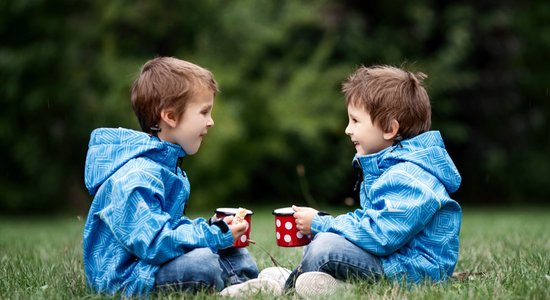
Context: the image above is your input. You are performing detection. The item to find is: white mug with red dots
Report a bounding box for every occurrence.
[272,207,311,247]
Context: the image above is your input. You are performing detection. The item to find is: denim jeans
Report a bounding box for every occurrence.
[284,232,384,289]
[154,247,259,293]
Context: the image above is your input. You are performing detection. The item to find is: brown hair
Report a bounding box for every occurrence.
[131,57,218,133]
[342,65,431,139]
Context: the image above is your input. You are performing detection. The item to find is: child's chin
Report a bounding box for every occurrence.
[184,147,200,155]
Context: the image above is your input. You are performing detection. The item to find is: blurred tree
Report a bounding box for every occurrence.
[0,0,548,215]
[0,0,102,213]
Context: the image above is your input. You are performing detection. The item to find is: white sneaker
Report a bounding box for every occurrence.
[219,277,283,297]
[294,271,348,298]
[258,266,291,289]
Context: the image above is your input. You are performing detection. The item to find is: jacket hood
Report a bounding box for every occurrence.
[353,131,461,193]
[84,128,186,196]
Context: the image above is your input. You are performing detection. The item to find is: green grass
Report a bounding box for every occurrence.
[1,207,549,299]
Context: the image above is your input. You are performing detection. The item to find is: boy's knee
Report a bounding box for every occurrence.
[188,249,222,275]
[188,261,224,291]
[176,248,224,288]
[305,232,347,260]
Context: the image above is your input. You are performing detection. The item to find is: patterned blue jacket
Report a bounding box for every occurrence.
[311,131,462,283]
[83,128,234,296]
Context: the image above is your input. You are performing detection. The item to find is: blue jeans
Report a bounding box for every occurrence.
[154,247,259,293]
[284,232,384,289]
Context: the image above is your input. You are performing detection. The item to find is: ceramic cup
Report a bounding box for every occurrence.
[272,207,311,247]
[215,207,253,247]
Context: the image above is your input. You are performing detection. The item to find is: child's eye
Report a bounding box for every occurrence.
[201,105,213,115]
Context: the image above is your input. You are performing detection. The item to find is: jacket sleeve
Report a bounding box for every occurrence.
[97,169,234,265]
[311,169,441,256]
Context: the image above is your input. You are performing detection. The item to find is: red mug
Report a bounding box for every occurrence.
[215,208,253,247]
[272,207,311,247]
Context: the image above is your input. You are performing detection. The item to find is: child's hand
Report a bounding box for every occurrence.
[292,205,318,235]
[225,216,249,242]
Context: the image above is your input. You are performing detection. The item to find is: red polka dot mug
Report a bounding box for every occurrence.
[272,207,312,247]
[215,207,253,247]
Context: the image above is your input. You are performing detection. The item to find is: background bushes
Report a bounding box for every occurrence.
[1,0,548,214]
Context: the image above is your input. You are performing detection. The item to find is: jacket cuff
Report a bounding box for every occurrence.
[206,223,234,251]
[310,214,334,235]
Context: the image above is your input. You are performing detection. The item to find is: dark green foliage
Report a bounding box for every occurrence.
[0,0,548,214]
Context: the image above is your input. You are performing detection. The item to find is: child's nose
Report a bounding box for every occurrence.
[345,124,352,136]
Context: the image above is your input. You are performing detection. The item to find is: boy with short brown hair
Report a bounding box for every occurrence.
[83,57,259,296]
[287,65,462,297]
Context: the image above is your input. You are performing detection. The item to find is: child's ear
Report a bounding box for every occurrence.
[160,109,178,128]
[383,119,400,140]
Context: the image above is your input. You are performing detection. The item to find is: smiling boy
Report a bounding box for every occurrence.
[83,57,259,296]
[287,65,462,297]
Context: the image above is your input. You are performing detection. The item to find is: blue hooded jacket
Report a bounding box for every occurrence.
[311,131,462,283]
[83,128,234,296]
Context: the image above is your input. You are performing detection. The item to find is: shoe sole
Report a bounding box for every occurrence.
[258,266,291,288]
[295,271,347,297]
[220,278,283,297]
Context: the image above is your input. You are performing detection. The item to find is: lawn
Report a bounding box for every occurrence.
[1,206,548,299]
